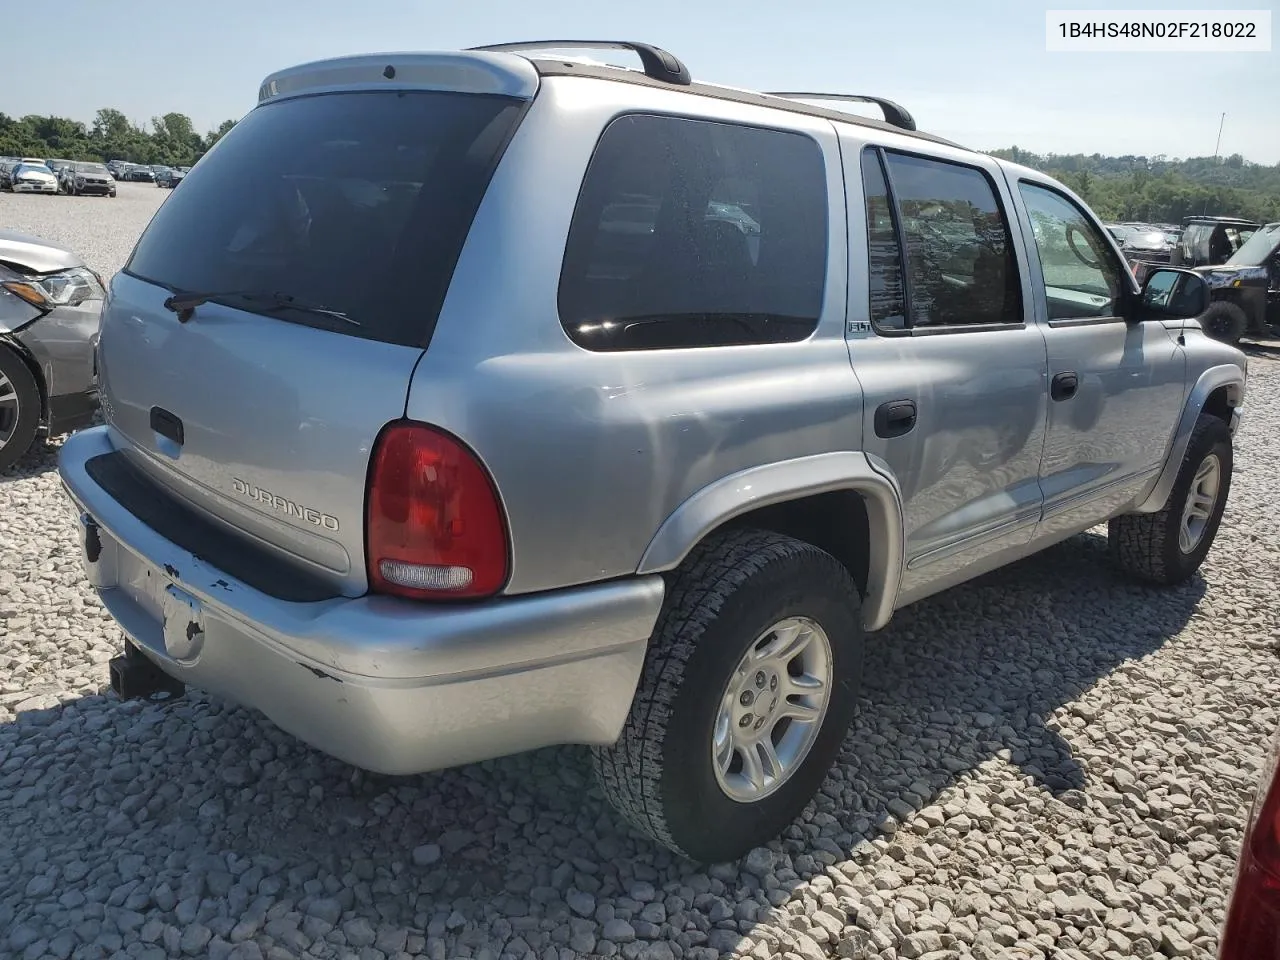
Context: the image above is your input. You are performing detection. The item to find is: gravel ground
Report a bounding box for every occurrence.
[2,184,1279,960]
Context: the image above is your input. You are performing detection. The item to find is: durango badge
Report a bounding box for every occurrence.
[232,478,339,531]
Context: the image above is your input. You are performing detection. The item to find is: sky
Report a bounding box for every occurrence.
[4,0,1278,163]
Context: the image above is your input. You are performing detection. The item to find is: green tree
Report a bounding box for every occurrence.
[204,118,238,151]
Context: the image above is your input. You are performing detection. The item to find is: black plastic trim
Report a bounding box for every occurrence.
[47,389,99,435]
[764,92,915,131]
[84,452,340,604]
[470,40,691,86]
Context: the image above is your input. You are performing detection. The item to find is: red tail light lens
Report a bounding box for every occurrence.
[1220,729,1280,958]
[365,422,509,600]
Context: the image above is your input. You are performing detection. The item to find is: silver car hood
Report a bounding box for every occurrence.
[0,229,84,274]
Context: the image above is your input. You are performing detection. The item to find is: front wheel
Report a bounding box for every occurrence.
[1109,413,1233,585]
[593,529,864,862]
[0,347,42,473]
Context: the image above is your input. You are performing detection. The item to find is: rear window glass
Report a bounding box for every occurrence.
[559,114,828,351]
[125,91,524,348]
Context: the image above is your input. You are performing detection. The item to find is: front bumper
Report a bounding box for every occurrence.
[58,426,664,775]
[12,182,58,193]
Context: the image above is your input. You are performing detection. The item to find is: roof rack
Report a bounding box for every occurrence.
[763,92,916,132]
[468,40,691,86]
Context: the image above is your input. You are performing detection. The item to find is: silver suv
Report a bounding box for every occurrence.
[59,41,1247,863]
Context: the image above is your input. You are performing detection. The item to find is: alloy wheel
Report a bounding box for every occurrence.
[712,617,833,802]
[1179,453,1221,553]
[0,368,20,452]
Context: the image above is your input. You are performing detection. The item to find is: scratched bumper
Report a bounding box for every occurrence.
[57,426,664,775]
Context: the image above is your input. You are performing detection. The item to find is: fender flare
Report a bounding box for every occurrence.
[635,451,906,631]
[1133,363,1245,514]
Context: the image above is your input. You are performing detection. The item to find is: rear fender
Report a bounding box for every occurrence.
[636,452,906,631]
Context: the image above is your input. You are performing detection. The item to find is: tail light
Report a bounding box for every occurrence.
[365,421,509,601]
[1220,726,1280,958]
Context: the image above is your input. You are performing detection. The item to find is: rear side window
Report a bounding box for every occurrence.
[865,150,1022,330]
[559,114,828,351]
[125,91,525,348]
[861,149,908,330]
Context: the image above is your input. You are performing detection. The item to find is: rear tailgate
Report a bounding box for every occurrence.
[95,57,534,597]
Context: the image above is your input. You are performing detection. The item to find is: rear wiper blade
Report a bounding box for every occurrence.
[162,290,360,326]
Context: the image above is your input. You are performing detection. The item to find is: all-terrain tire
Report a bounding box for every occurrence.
[593,528,864,863]
[1109,413,1233,585]
[1197,301,1248,345]
[0,346,42,474]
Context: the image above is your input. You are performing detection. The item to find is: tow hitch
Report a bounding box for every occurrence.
[108,642,185,702]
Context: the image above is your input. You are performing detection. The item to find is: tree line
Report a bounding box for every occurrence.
[0,109,238,168]
[991,146,1280,224]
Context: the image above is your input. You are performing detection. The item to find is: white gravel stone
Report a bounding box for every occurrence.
[1,186,1278,960]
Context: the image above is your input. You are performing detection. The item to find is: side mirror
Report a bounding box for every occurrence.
[1138,268,1209,320]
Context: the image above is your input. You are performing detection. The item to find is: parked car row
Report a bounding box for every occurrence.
[0,157,190,196]
[106,159,189,186]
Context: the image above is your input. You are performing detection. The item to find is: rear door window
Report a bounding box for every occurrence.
[559,114,828,351]
[125,91,525,348]
[880,151,1022,329]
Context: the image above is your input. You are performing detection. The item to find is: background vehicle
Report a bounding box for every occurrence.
[155,166,187,188]
[1218,725,1280,957]
[0,231,103,471]
[0,160,16,191]
[7,163,59,194]
[124,166,155,182]
[1192,222,1280,344]
[1171,216,1260,268]
[60,161,117,197]
[46,160,73,190]
[57,41,1247,863]
[1120,225,1178,267]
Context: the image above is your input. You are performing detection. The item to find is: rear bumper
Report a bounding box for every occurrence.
[58,426,664,775]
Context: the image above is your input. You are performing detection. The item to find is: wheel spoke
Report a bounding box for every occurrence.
[1178,525,1194,553]
[755,621,812,664]
[713,719,736,774]
[756,737,782,782]
[739,739,767,791]
[776,697,822,723]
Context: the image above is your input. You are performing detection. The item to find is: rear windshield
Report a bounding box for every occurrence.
[125,90,524,347]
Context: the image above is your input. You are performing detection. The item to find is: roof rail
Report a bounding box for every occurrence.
[468,41,691,86]
[763,92,916,132]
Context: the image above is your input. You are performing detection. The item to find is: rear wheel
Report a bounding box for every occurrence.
[1109,413,1232,585]
[593,528,864,862]
[0,347,41,473]
[1198,301,1248,345]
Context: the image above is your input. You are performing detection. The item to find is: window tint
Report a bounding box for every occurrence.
[861,148,907,330]
[559,114,828,351]
[125,91,525,348]
[883,152,1022,328]
[1018,182,1123,321]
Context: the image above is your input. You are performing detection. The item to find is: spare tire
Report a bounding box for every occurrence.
[1197,300,1248,345]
